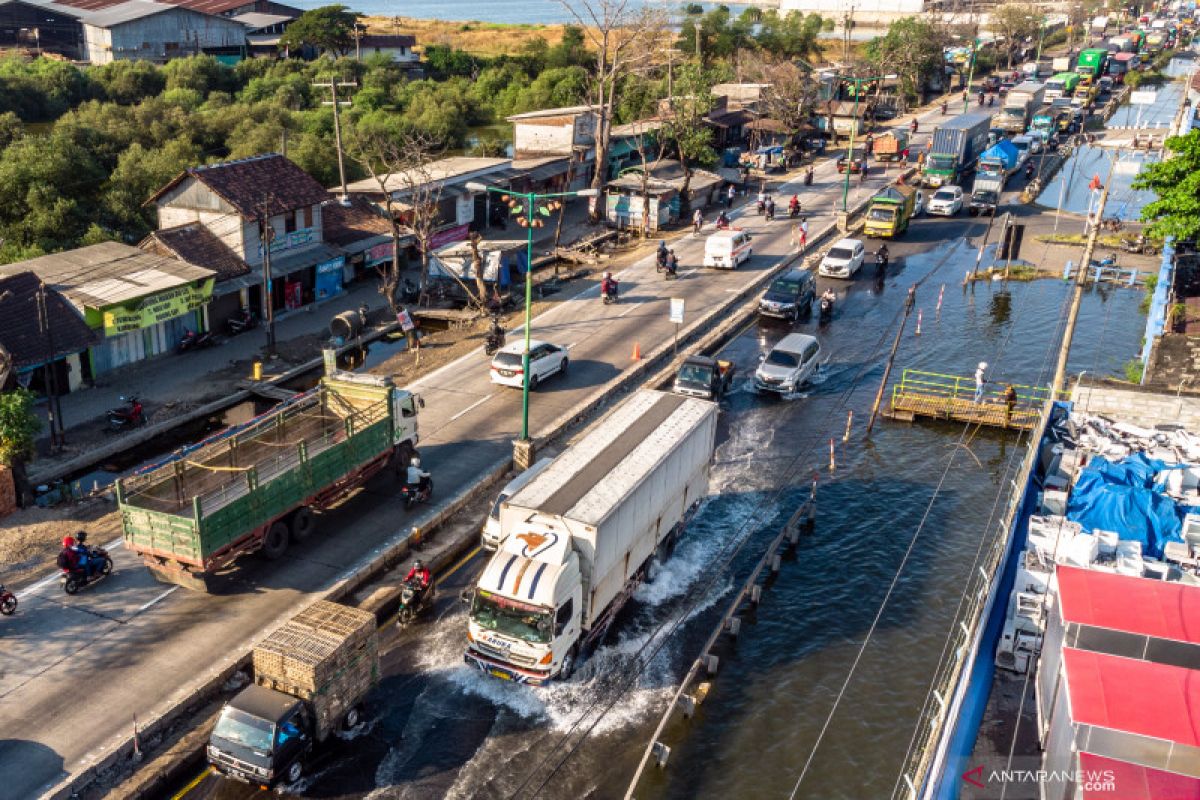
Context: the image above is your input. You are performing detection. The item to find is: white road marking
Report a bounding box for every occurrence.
[135,586,177,613]
[617,304,638,318]
[448,393,494,422]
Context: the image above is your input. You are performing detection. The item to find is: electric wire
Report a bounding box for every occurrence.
[507,214,991,799]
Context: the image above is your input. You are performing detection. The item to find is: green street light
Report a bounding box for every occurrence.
[464,182,599,443]
[834,73,897,212]
[962,36,982,114]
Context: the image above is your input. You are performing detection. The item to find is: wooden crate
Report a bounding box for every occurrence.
[253,601,375,692]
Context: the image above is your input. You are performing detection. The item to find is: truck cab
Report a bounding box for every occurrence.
[674,355,735,399]
[209,684,312,787]
[466,527,583,685]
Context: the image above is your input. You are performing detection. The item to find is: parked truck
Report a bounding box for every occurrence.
[998,82,1046,133]
[208,601,379,787]
[464,389,717,685]
[863,184,917,238]
[1075,48,1109,84]
[871,129,910,162]
[922,112,991,189]
[969,140,1019,216]
[118,371,422,590]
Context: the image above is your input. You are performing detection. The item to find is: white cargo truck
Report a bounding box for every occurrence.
[463,390,717,685]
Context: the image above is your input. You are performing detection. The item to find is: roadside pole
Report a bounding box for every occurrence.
[670,298,685,356]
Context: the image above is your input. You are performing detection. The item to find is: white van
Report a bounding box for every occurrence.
[703,230,753,269]
[480,458,554,549]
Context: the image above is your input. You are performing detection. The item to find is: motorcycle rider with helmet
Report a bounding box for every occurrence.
[601,272,619,300]
[403,559,433,612]
[406,457,431,495]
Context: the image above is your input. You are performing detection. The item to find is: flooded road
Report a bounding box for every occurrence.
[178,214,1145,800]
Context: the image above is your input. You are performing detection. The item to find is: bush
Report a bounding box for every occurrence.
[0,388,41,465]
[1122,358,1145,384]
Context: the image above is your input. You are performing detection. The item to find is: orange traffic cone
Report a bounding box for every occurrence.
[631,342,642,361]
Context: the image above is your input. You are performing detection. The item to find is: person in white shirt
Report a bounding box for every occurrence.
[974,362,988,403]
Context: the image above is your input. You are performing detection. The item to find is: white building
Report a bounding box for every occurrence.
[778,0,926,26]
[75,1,248,63]
[357,33,418,64]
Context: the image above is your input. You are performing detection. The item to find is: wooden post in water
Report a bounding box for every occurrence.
[866,285,916,435]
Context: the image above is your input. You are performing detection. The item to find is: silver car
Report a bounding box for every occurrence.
[754,333,822,394]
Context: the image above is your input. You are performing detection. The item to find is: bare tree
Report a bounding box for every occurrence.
[741,52,822,138]
[344,128,445,315]
[623,118,667,237]
[557,0,667,218]
[990,3,1041,68]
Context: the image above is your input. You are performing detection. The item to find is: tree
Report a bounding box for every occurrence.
[990,3,1041,68]
[558,0,666,218]
[741,52,821,137]
[865,17,948,109]
[279,5,360,57]
[344,124,446,315]
[660,62,716,210]
[0,388,42,503]
[1133,129,1200,242]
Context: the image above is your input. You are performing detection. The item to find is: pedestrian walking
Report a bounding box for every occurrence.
[726,184,736,207]
[799,218,809,251]
[692,207,703,234]
[1003,384,1017,427]
[974,361,988,404]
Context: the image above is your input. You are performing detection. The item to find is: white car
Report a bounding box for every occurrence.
[703,230,753,269]
[754,333,822,395]
[818,238,866,278]
[927,186,964,216]
[489,339,569,389]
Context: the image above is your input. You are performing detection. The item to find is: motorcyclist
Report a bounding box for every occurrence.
[406,457,431,495]
[876,244,890,267]
[716,210,730,229]
[486,317,504,350]
[821,288,836,306]
[601,272,619,299]
[788,195,800,216]
[1025,161,1035,179]
[405,559,432,589]
[765,197,775,220]
[910,119,918,134]
[804,165,814,186]
[656,240,669,270]
[978,90,985,106]
[59,535,93,578]
[665,250,679,277]
[941,101,948,115]
[987,94,995,107]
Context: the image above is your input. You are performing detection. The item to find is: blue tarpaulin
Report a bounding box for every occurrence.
[1065,454,1185,559]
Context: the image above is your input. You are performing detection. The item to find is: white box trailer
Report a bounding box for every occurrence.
[464,390,717,685]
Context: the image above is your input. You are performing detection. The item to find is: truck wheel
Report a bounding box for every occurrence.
[343,706,361,731]
[262,522,290,560]
[285,760,302,784]
[559,646,578,681]
[290,507,315,543]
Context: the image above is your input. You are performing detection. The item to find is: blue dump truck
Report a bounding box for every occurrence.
[969,140,1020,216]
[922,112,992,189]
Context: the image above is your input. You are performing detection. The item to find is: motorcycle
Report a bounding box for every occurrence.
[804,168,814,187]
[656,248,668,273]
[756,198,766,216]
[484,329,505,357]
[601,281,619,305]
[397,577,435,626]
[1101,217,1124,232]
[819,295,834,323]
[789,203,801,219]
[0,583,16,615]
[715,214,732,231]
[177,329,215,353]
[1025,163,1035,180]
[401,478,434,511]
[226,308,258,335]
[664,262,678,281]
[876,250,890,273]
[61,546,113,595]
[107,396,145,432]
[1122,234,1157,255]
[765,203,775,221]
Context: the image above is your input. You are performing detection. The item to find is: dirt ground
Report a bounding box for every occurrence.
[0,240,654,591]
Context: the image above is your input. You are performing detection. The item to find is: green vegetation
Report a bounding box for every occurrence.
[0,388,41,466]
[1141,274,1158,313]
[1123,358,1145,384]
[1134,129,1200,242]
[676,6,826,64]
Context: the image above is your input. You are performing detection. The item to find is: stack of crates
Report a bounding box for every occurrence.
[253,600,379,740]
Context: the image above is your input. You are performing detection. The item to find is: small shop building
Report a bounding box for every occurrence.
[0,271,96,394]
[0,242,215,378]
[604,160,723,231]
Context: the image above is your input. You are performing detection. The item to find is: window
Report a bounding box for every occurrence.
[803,342,820,364]
[555,599,574,635]
[284,211,297,234]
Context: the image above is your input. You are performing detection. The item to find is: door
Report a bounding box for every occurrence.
[530,345,551,379]
[799,341,821,383]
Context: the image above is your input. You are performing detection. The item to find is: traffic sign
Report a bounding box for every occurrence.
[669,298,685,324]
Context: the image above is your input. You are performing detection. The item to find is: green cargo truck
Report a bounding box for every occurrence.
[1075,48,1109,85]
[118,371,422,590]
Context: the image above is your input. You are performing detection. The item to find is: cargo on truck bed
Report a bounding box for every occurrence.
[119,372,420,590]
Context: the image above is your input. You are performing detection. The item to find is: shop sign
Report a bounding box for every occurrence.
[266,227,316,254]
[367,242,394,264]
[102,279,214,336]
[316,256,345,274]
[425,223,470,251]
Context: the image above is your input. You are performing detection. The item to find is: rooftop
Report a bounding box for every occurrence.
[0,272,95,368]
[1057,564,1200,645]
[149,154,330,220]
[342,157,510,196]
[507,105,597,122]
[321,196,400,248]
[359,33,415,48]
[0,242,215,310]
[141,223,250,282]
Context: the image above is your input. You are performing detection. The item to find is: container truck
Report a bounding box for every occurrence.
[1051,57,1071,73]
[118,371,422,590]
[208,601,379,787]
[871,129,910,162]
[1075,48,1109,84]
[998,82,1045,133]
[922,112,991,188]
[1109,35,1134,52]
[969,140,1019,216]
[463,389,717,685]
[1044,72,1081,99]
[1030,112,1055,138]
[863,184,917,238]
[1145,30,1166,53]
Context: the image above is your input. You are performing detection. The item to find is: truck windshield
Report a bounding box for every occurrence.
[927,155,955,171]
[867,207,896,222]
[677,363,711,384]
[213,707,274,755]
[1003,107,1025,119]
[471,592,551,643]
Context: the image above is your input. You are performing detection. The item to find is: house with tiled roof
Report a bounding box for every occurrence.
[0,271,96,393]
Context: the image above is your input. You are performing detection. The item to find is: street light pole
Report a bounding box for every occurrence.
[835,73,896,212]
[963,37,981,114]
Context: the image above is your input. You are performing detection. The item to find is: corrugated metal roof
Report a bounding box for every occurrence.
[231,11,291,27]
[342,157,510,196]
[1057,565,1200,645]
[1063,648,1200,746]
[0,242,214,309]
[74,0,174,26]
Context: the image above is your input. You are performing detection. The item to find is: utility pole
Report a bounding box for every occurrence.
[842,6,854,63]
[36,281,63,450]
[1051,152,1118,394]
[259,199,277,355]
[314,78,356,200]
[694,21,702,60]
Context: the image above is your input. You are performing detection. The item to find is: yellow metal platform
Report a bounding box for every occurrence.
[884,369,1058,431]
